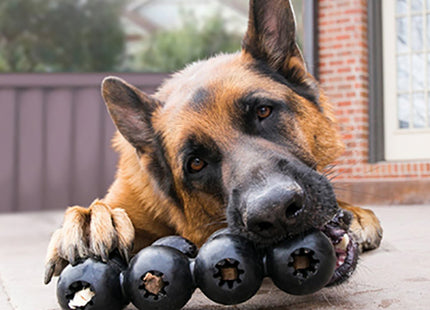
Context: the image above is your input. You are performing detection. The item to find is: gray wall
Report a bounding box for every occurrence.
[0,73,167,213]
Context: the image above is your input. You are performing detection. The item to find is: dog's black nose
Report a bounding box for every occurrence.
[245,182,304,238]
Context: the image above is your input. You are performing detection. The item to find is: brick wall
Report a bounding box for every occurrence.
[318,0,430,204]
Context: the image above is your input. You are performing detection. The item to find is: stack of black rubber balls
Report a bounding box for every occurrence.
[56,229,337,310]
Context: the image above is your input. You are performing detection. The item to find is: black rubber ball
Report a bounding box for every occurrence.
[122,246,194,310]
[56,258,128,310]
[194,232,264,305]
[266,230,336,295]
[152,235,198,258]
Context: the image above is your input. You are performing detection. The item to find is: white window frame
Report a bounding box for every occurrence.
[382,0,430,161]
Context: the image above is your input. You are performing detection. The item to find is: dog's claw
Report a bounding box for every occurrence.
[44,262,55,285]
[120,248,129,263]
[44,200,135,284]
[44,257,68,285]
[68,250,78,266]
[100,249,110,263]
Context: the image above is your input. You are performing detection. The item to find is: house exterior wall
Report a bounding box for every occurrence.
[4,1,430,213]
[318,0,430,205]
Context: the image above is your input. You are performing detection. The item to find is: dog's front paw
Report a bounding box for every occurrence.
[44,199,134,284]
[339,201,383,252]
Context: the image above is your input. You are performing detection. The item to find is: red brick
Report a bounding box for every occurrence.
[319,0,430,182]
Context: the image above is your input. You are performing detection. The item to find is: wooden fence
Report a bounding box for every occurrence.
[0,73,168,213]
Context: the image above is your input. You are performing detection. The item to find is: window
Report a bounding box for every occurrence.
[382,0,430,160]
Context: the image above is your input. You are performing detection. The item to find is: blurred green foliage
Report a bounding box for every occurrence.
[139,11,242,72]
[0,0,126,72]
[0,1,306,73]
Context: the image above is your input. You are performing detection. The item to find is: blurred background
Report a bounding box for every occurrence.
[0,0,429,213]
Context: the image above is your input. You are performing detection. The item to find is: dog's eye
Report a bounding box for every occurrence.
[256,106,272,120]
[187,157,207,173]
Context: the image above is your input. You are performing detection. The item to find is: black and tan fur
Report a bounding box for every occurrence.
[45,0,382,285]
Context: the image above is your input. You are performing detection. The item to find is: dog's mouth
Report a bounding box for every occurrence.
[231,209,359,286]
[321,215,358,286]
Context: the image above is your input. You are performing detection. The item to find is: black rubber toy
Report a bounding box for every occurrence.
[193,232,264,305]
[56,257,128,310]
[121,245,194,310]
[56,230,338,309]
[152,235,198,258]
[266,229,337,295]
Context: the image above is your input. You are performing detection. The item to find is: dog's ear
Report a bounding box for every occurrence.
[242,0,313,89]
[102,76,161,151]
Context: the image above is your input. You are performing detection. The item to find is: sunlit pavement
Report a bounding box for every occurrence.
[0,206,429,310]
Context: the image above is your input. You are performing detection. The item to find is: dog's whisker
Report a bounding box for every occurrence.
[332,185,386,200]
[327,169,347,181]
[322,167,338,178]
[327,284,349,304]
[320,291,335,307]
[198,218,228,229]
[295,164,319,182]
[322,163,337,172]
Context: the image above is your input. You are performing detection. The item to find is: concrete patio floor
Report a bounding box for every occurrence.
[0,205,429,310]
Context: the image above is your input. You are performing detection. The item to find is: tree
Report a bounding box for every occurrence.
[0,0,126,72]
[138,11,242,72]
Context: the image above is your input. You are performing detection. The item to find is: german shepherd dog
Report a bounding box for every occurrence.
[45,0,382,287]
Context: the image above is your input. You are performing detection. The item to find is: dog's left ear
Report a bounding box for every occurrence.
[101,76,161,152]
[242,0,313,89]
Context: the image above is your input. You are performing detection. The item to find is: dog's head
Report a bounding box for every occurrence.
[102,0,344,246]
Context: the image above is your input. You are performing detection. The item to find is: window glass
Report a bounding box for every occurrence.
[395,0,429,129]
[412,0,424,12]
[398,93,410,128]
[398,0,408,14]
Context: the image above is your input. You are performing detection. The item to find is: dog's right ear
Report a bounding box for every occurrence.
[102,77,161,152]
[242,0,315,94]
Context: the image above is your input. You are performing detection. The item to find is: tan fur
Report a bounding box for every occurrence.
[338,200,383,252]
